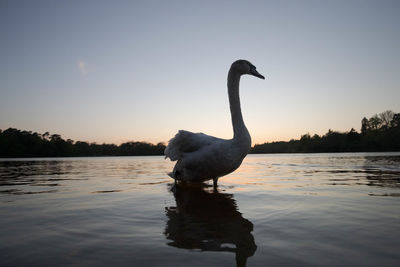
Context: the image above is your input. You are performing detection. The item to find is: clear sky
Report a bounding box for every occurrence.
[1,0,400,145]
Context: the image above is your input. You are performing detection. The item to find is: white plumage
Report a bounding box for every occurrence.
[165,60,265,186]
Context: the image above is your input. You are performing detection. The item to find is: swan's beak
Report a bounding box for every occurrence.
[250,68,265,79]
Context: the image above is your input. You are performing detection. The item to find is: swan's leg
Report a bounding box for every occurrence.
[213,177,219,189]
[171,182,177,193]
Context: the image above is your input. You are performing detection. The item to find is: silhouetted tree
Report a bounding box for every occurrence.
[251,110,399,154]
[42,132,50,140]
[391,113,400,128]
[361,117,369,135]
[369,115,382,131]
[379,110,395,129]
[0,128,167,157]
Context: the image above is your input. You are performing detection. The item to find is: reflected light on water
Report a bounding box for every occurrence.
[220,153,400,197]
[0,153,400,266]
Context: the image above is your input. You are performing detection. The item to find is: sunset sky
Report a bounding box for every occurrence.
[1,0,399,145]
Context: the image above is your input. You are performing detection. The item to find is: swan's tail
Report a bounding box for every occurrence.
[164,130,188,161]
[165,130,214,161]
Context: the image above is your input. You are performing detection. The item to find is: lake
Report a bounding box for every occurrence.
[1,152,400,266]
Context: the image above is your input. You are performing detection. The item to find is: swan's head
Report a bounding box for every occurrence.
[231,60,265,79]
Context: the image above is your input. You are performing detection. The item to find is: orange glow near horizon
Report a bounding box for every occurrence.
[79,133,298,146]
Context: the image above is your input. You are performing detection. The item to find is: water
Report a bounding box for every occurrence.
[1,153,399,266]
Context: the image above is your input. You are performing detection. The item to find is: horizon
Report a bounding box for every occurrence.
[1,108,395,146]
[1,1,400,145]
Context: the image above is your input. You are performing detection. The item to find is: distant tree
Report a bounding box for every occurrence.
[379,110,395,129]
[390,113,400,128]
[369,115,382,131]
[74,141,92,156]
[312,134,320,139]
[50,134,62,141]
[361,117,369,135]
[42,132,50,140]
[346,128,361,150]
[347,128,358,139]
[300,133,311,141]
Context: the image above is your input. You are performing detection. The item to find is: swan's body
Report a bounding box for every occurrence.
[165,60,264,186]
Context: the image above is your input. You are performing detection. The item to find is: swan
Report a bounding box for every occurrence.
[164,59,265,187]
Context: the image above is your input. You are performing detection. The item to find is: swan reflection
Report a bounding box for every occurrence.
[164,183,257,267]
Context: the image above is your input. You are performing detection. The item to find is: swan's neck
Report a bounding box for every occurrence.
[227,69,251,144]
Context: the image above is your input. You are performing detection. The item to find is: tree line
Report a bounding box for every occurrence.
[252,110,400,153]
[1,110,399,157]
[0,129,166,157]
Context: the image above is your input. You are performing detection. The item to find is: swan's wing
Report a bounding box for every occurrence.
[165,130,221,161]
